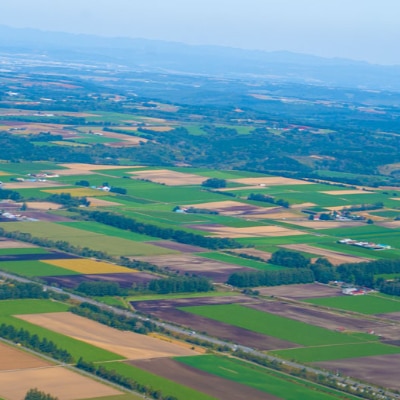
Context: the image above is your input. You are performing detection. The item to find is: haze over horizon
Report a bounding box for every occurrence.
[1,0,399,66]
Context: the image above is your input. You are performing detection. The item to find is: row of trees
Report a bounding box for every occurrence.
[46,193,90,207]
[0,323,73,362]
[80,210,244,249]
[24,388,58,400]
[227,268,314,287]
[248,193,290,208]
[75,281,124,296]
[137,276,214,294]
[70,303,157,335]
[0,281,49,300]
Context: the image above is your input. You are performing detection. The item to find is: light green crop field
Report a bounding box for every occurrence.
[0,161,65,174]
[0,222,177,256]
[58,221,160,242]
[304,293,400,314]
[197,252,283,271]
[272,341,400,363]
[0,248,49,256]
[0,260,77,277]
[175,355,360,400]
[181,304,376,346]
[98,362,217,400]
[0,300,122,362]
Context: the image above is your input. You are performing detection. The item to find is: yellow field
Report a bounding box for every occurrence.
[43,187,111,197]
[41,258,136,274]
[0,171,10,176]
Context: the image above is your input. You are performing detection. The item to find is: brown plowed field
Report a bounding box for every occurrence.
[130,169,206,186]
[0,239,37,248]
[316,354,400,390]
[133,254,249,282]
[132,297,298,350]
[0,367,122,400]
[41,272,157,288]
[0,342,51,370]
[130,358,281,400]
[17,312,198,359]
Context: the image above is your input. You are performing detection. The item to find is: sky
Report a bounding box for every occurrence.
[1,0,400,65]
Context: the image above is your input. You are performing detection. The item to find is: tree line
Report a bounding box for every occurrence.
[0,280,49,300]
[248,193,290,208]
[80,210,244,250]
[24,388,58,400]
[0,323,73,362]
[136,276,214,294]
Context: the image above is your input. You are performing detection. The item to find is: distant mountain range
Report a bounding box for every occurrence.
[1,24,400,91]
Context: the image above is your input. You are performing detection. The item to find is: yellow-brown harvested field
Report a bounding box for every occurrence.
[0,171,10,176]
[99,131,148,145]
[41,259,136,274]
[193,224,306,238]
[130,169,207,186]
[245,210,302,220]
[285,220,365,229]
[43,187,110,197]
[290,202,316,209]
[0,342,51,370]
[0,239,37,249]
[54,163,139,176]
[378,220,400,229]
[4,181,67,190]
[228,177,314,186]
[18,312,199,359]
[183,200,270,216]
[321,190,372,195]
[26,201,63,210]
[143,126,174,132]
[0,367,122,400]
[87,197,122,207]
[281,244,372,265]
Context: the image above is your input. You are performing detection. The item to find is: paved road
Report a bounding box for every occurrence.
[1,270,398,400]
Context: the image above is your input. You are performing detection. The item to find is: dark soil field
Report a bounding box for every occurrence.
[316,354,400,390]
[22,211,73,222]
[0,251,79,262]
[255,283,341,299]
[42,272,157,288]
[129,358,280,400]
[131,297,298,350]
[134,254,249,283]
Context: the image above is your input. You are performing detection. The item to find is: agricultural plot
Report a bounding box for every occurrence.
[18,312,198,359]
[0,260,77,277]
[41,258,136,274]
[304,294,400,315]
[255,283,341,299]
[180,304,378,346]
[0,222,177,256]
[43,187,110,197]
[316,354,400,391]
[0,367,122,400]
[42,272,156,289]
[175,355,360,400]
[132,297,297,350]
[99,361,217,400]
[228,177,314,186]
[129,169,207,186]
[130,358,273,400]
[133,254,250,282]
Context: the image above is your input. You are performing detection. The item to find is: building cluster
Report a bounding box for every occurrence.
[338,238,391,250]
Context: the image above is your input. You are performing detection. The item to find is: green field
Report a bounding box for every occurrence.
[0,222,177,256]
[0,260,77,277]
[180,304,375,346]
[272,341,400,362]
[176,355,361,400]
[304,293,400,314]
[58,221,160,242]
[98,361,216,400]
[0,247,49,255]
[0,300,123,363]
[197,252,283,271]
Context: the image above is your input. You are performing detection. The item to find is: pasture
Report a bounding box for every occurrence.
[304,293,400,315]
[175,355,360,400]
[0,222,177,256]
[181,304,376,346]
[0,260,77,277]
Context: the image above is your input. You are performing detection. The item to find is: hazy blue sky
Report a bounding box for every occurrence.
[1,0,399,65]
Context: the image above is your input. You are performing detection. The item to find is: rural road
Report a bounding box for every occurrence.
[0,270,398,400]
